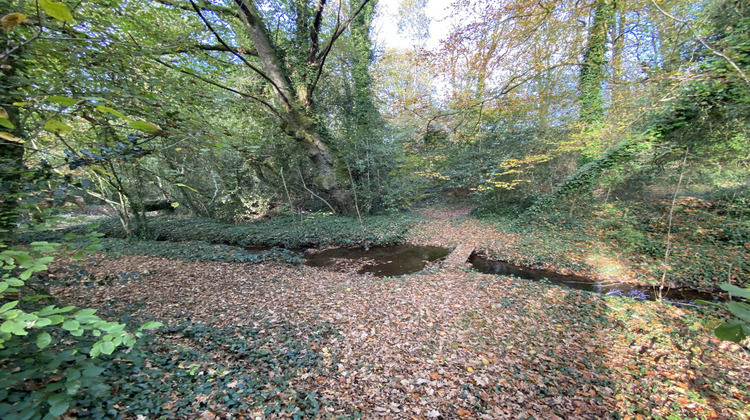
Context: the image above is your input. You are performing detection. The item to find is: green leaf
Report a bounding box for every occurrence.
[128,119,161,133]
[2,319,28,335]
[39,0,74,23]
[82,364,105,378]
[61,320,80,331]
[0,118,14,129]
[35,317,52,327]
[100,341,115,355]
[36,332,52,349]
[0,320,14,333]
[89,342,101,358]
[726,302,750,323]
[73,308,97,317]
[96,105,126,119]
[6,277,23,286]
[37,256,55,265]
[720,283,750,300]
[714,320,748,343]
[47,95,77,106]
[47,393,70,417]
[43,119,73,133]
[0,300,18,313]
[64,368,81,381]
[0,281,8,293]
[138,321,163,331]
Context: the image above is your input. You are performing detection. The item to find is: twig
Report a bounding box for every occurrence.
[280,167,300,223]
[650,0,750,88]
[659,148,689,299]
[297,168,336,214]
[347,164,363,228]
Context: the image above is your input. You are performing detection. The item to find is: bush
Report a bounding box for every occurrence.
[57,212,421,249]
[0,241,162,419]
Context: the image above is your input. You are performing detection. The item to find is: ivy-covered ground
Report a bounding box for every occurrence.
[41,204,749,419]
[410,199,748,292]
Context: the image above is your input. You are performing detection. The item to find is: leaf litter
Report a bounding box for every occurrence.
[46,208,749,418]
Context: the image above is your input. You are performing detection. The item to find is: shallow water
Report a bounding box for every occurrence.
[469,254,718,302]
[304,245,451,277]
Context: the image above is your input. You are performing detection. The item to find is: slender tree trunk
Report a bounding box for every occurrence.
[0,12,26,236]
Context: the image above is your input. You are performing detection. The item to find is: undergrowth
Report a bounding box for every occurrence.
[33,212,420,249]
[3,265,340,420]
[476,196,749,291]
[1,317,338,418]
[72,239,303,265]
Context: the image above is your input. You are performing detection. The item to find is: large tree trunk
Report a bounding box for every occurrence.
[235,0,355,214]
[280,108,353,211]
[579,0,615,126]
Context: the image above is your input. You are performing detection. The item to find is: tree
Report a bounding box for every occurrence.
[192,0,377,214]
[578,0,615,128]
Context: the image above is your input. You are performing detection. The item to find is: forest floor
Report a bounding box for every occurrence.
[47,205,750,419]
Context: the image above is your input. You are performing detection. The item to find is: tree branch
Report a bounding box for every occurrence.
[234,0,294,109]
[194,0,292,109]
[156,0,237,16]
[649,0,750,88]
[174,43,258,56]
[307,0,371,101]
[152,57,281,118]
[307,0,327,64]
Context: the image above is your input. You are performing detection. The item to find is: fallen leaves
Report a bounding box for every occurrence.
[43,209,750,419]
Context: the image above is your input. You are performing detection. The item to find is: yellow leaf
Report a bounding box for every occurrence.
[90,167,115,178]
[0,131,24,143]
[128,119,161,133]
[0,108,7,119]
[466,366,473,372]
[38,0,73,23]
[1,13,27,32]
[96,105,125,119]
[44,119,72,133]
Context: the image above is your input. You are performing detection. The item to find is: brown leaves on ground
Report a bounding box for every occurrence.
[49,254,750,419]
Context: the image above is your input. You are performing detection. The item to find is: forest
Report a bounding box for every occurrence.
[0,0,748,418]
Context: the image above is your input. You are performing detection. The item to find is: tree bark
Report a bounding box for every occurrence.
[234,0,355,214]
[579,0,615,126]
[0,7,26,236]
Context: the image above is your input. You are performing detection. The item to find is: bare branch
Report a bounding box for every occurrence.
[650,0,750,88]
[234,0,294,108]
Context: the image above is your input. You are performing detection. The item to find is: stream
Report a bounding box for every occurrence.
[304,245,450,277]
[300,244,718,302]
